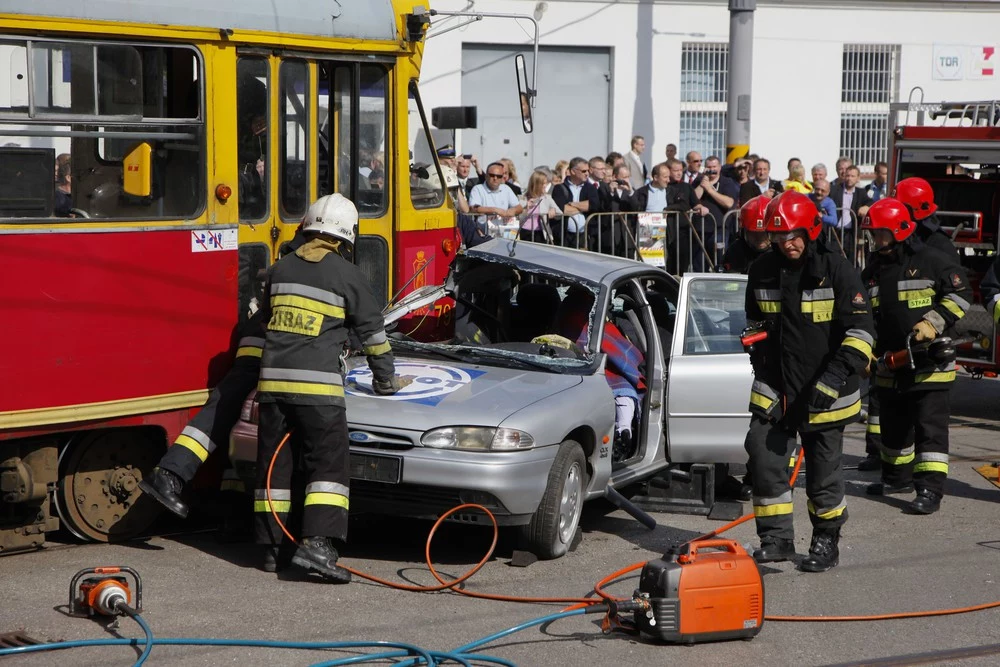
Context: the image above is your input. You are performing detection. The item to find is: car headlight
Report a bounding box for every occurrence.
[420,427,535,451]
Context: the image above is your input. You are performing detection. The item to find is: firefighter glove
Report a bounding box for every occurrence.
[373,375,413,396]
[809,367,848,412]
[912,319,937,343]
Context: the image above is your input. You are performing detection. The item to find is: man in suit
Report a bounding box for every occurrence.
[456,156,479,199]
[829,164,871,230]
[625,135,648,191]
[667,159,711,273]
[587,156,616,253]
[739,158,784,206]
[683,151,704,186]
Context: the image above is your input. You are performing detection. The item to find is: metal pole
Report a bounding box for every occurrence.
[725,0,756,164]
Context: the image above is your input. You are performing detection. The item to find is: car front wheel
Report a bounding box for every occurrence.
[519,440,587,559]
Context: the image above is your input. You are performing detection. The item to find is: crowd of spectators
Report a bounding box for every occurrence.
[443,136,888,274]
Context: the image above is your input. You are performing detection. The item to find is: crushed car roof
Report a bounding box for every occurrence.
[465,238,660,285]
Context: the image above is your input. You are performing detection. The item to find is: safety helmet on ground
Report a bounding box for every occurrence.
[861,197,914,243]
[739,195,771,233]
[301,194,358,245]
[763,191,823,241]
[891,177,937,220]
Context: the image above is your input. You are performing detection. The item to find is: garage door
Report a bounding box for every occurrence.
[461,44,611,181]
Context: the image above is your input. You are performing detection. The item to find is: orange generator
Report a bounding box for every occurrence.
[633,539,764,643]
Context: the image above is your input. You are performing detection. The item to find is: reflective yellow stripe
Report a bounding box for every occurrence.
[898,288,936,301]
[753,503,793,517]
[913,370,956,384]
[842,336,873,358]
[800,300,835,313]
[254,499,292,513]
[993,299,1000,324]
[750,391,774,410]
[875,375,895,388]
[258,381,346,397]
[757,301,780,313]
[871,296,881,307]
[913,461,949,474]
[363,341,392,356]
[808,399,861,425]
[808,500,847,520]
[867,422,881,435]
[271,294,346,319]
[236,346,263,358]
[816,382,839,399]
[304,492,350,509]
[174,433,210,462]
[881,451,915,465]
[220,479,246,492]
[941,299,965,318]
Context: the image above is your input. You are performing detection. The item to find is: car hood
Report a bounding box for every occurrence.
[343,357,584,432]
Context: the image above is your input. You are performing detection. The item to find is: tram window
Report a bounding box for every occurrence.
[329,65,353,198]
[0,39,205,222]
[237,58,269,223]
[357,65,388,217]
[279,59,308,220]
[407,82,444,210]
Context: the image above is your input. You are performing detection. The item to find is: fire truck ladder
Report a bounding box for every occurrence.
[891,87,1000,128]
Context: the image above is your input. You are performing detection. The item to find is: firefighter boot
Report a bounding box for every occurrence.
[752,537,796,563]
[856,455,881,472]
[798,530,840,573]
[291,536,352,583]
[866,481,914,496]
[262,542,295,573]
[138,467,189,518]
[907,489,942,515]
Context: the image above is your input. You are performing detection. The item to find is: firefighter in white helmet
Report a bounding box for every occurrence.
[254,193,409,582]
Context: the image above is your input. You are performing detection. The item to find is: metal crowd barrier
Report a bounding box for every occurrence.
[485,204,870,273]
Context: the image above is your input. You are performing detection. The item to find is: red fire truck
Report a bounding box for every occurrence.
[888,91,1000,376]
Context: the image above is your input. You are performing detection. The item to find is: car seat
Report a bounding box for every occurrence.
[511,283,561,342]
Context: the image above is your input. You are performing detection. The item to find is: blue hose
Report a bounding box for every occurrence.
[0,607,586,666]
[130,611,154,666]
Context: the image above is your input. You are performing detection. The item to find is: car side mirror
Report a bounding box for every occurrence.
[514,54,533,134]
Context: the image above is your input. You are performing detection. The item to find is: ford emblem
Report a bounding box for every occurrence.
[349,431,370,442]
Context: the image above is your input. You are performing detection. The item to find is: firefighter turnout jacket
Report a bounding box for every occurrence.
[916,213,959,260]
[981,255,1000,325]
[258,238,396,405]
[746,242,875,431]
[862,237,971,392]
[722,237,768,274]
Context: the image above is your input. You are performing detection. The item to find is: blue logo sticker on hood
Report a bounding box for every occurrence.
[346,362,485,406]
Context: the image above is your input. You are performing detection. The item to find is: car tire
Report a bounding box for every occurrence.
[519,440,587,560]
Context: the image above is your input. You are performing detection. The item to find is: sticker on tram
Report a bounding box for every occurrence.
[345,362,485,406]
[191,228,237,252]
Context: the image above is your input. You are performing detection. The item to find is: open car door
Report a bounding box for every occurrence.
[665,274,752,464]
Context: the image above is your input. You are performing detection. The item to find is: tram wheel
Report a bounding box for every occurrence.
[56,429,165,542]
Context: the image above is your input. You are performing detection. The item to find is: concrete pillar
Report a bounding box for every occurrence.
[726,0,756,164]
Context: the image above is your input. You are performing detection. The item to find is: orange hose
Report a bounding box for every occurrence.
[266,432,596,603]
[271,432,1000,622]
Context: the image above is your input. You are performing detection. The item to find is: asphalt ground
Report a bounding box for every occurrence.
[3,375,1000,666]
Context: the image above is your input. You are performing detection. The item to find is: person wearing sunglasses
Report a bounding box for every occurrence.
[468,161,524,239]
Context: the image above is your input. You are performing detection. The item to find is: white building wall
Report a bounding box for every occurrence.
[421,0,1000,175]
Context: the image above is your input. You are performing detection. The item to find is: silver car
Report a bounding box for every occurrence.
[230,239,753,559]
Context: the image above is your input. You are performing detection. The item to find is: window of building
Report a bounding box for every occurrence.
[679,43,728,160]
[839,44,901,171]
[0,39,205,221]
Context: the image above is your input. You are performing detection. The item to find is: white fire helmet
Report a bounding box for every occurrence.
[301,194,358,245]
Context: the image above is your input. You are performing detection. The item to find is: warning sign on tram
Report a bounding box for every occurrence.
[191,228,238,253]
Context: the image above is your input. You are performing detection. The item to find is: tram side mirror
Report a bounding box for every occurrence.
[122,142,153,199]
[514,54,533,134]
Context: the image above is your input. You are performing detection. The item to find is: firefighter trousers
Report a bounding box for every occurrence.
[877,388,950,495]
[254,401,351,546]
[159,361,260,486]
[865,386,881,459]
[746,416,847,541]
